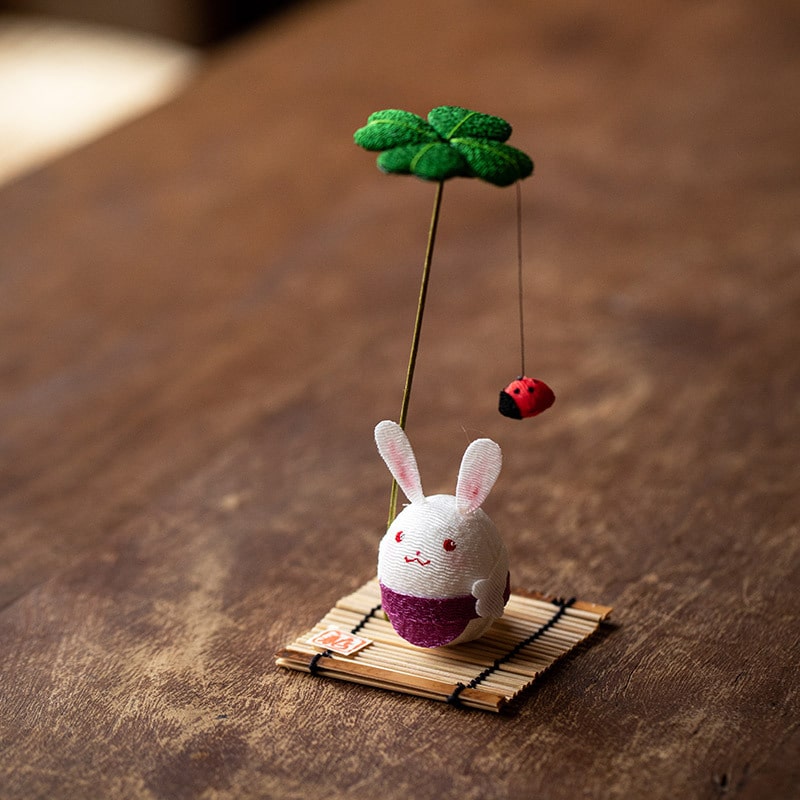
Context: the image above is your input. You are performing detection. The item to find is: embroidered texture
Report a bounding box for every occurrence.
[374,420,509,647]
[354,106,534,187]
[499,376,556,419]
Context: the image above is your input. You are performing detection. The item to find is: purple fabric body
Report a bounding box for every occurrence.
[380,585,477,647]
[380,575,511,648]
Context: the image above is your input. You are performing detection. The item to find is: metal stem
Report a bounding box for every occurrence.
[387,180,445,527]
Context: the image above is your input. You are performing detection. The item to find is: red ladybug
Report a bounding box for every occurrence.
[499,376,555,419]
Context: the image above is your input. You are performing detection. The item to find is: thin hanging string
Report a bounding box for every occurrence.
[387,180,445,528]
[515,181,526,377]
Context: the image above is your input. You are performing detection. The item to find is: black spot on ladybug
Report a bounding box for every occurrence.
[499,375,555,420]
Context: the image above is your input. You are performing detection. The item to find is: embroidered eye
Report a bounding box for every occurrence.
[395,530,404,543]
[443,538,457,552]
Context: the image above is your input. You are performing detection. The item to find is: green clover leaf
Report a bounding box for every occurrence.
[354,105,533,187]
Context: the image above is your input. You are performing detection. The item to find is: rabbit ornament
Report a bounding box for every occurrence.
[375,420,510,648]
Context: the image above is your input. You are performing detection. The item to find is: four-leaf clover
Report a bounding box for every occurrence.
[355,105,538,522]
[354,106,533,187]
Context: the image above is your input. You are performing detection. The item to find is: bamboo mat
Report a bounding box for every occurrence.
[276,579,612,712]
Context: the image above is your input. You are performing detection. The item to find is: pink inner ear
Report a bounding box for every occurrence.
[386,439,421,500]
[457,480,482,512]
[388,442,411,487]
[398,466,412,485]
[456,438,501,512]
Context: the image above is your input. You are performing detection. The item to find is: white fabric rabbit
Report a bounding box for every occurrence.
[375,420,510,647]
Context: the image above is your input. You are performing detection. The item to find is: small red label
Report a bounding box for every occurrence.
[308,628,372,656]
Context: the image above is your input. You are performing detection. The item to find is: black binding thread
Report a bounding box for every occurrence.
[308,602,383,677]
[446,596,577,707]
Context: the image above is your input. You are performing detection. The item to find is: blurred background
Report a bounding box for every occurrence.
[0,0,297,184]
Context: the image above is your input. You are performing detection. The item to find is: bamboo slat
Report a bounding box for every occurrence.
[276,578,612,712]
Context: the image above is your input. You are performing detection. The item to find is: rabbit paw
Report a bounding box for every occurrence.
[473,578,505,619]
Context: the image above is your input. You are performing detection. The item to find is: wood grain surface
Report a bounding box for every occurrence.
[1,0,798,797]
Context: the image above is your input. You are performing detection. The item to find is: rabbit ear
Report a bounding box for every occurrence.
[456,438,502,513]
[374,421,425,504]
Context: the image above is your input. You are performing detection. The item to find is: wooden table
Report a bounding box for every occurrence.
[2,1,798,797]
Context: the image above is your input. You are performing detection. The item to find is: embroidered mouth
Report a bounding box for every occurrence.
[404,555,430,566]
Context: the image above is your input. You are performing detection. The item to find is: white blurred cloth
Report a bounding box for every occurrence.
[0,14,198,184]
